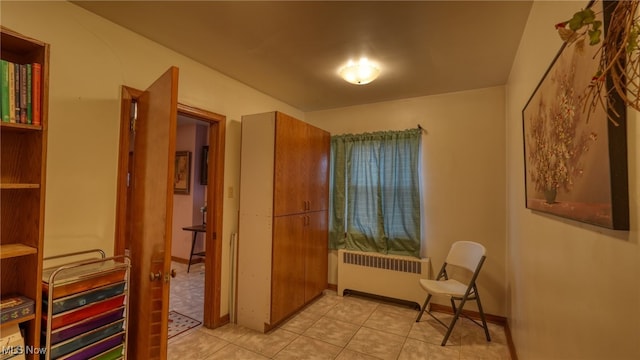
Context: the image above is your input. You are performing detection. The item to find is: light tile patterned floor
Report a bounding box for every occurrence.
[168,263,511,359]
[169,261,205,322]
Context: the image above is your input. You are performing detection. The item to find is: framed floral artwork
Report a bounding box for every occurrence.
[522,0,629,230]
[174,151,191,195]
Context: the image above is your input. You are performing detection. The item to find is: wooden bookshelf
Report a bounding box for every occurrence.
[0,26,49,359]
[0,244,38,259]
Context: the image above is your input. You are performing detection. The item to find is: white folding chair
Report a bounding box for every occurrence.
[415,241,491,346]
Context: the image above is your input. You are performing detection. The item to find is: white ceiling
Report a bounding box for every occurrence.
[72,1,533,112]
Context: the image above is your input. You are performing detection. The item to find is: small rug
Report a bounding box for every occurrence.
[168,311,201,339]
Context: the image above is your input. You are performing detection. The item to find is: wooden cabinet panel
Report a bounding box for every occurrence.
[305,211,328,302]
[271,215,306,324]
[274,113,330,215]
[274,112,308,216]
[308,127,330,212]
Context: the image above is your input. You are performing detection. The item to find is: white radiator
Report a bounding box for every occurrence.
[337,249,430,307]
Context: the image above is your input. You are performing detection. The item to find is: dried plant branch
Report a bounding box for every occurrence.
[558,0,640,124]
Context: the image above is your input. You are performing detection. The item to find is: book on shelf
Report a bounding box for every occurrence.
[7,62,15,123]
[0,60,8,122]
[13,64,20,123]
[19,64,26,124]
[0,295,34,324]
[25,64,31,125]
[31,63,41,126]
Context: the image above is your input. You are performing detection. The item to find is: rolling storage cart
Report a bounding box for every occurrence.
[41,250,130,360]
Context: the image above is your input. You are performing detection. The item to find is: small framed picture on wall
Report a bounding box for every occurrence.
[174,151,191,195]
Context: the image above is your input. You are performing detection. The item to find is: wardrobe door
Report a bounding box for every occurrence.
[271,214,306,324]
[307,125,330,212]
[304,210,328,303]
[273,112,309,216]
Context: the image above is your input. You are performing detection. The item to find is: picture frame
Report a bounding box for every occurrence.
[174,151,191,195]
[200,146,209,185]
[522,0,629,230]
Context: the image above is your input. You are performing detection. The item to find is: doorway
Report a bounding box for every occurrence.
[169,113,209,328]
[113,86,227,344]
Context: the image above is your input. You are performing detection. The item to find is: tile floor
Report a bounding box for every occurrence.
[168,263,511,359]
[169,261,205,323]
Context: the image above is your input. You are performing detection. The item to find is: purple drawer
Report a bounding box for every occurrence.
[47,307,124,345]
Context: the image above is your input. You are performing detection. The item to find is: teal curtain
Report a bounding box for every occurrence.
[329,129,421,257]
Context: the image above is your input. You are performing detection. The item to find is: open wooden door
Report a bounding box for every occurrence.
[127,67,179,359]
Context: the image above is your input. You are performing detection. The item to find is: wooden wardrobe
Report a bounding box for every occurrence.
[237,111,329,332]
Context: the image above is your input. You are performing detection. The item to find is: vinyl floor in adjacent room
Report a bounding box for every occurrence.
[169,261,205,323]
[168,264,511,359]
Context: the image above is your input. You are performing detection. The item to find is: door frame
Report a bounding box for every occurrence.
[114,86,227,328]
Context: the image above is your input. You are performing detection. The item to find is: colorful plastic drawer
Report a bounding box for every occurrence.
[43,269,126,300]
[43,295,125,330]
[45,307,125,345]
[49,319,124,359]
[44,282,126,315]
[59,333,124,360]
[90,344,124,360]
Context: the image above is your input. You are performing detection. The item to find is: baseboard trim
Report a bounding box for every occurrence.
[218,314,230,326]
[429,303,516,359]
[327,283,337,292]
[428,303,506,325]
[504,320,518,360]
[171,256,205,265]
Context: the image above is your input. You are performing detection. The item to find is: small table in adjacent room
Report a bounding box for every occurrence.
[181,224,207,273]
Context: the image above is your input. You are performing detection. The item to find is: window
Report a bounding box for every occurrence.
[329,129,422,257]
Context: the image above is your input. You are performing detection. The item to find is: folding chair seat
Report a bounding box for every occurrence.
[415,240,491,346]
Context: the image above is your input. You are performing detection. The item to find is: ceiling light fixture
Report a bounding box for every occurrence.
[339,57,380,85]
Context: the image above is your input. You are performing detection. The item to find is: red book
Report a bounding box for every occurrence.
[32,63,41,126]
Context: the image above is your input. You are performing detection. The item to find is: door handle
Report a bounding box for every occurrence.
[163,269,177,283]
[149,271,162,281]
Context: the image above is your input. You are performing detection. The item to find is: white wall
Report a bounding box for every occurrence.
[506,1,640,358]
[0,0,304,318]
[306,86,508,316]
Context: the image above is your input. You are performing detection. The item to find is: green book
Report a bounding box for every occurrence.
[0,60,9,122]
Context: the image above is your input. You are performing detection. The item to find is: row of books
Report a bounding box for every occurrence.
[0,60,42,126]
